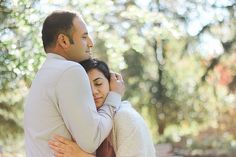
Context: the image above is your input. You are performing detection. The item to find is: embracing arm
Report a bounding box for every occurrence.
[48,135,95,157]
[56,65,123,153]
[48,135,115,157]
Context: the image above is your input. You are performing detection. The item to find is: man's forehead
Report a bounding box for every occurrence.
[73,16,88,33]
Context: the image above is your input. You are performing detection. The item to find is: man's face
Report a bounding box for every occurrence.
[66,16,93,62]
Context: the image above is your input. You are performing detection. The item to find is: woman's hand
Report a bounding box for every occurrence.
[110,72,125,96]
[48,135,95,157]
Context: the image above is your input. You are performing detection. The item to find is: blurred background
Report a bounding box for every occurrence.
[0,0,236,156]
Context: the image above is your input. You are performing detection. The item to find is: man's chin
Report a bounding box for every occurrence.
[79,56,92,62]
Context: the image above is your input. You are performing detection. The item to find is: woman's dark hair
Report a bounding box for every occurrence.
[42,10,77,51]
[79,59,111,81]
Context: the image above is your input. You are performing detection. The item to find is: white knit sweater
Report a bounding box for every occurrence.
[111,101,156,157]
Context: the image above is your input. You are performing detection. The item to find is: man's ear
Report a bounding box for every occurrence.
[57,34,71,49]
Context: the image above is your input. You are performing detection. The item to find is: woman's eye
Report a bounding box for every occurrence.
[95,83,102,86]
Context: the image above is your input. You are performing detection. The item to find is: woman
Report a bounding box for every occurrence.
[48,59,156,157]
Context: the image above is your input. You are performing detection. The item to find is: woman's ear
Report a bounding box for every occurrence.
[57,34,71,49]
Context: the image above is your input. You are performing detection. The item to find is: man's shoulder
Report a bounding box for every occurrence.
[43,57,84,72]
[61,60,84,72]
[35,58,86,84]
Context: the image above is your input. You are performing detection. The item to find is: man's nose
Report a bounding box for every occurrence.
[87,36,94,48]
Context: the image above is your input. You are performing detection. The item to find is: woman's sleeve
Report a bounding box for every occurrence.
[114,107,148,157]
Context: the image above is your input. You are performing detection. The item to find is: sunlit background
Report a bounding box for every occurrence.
[1,0,236,156]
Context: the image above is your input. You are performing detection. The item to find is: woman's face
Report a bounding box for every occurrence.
[87,69,110,109]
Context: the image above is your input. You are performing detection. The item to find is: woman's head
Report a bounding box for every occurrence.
[79,59,110,109]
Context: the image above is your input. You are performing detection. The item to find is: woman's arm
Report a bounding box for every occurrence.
[114,104,156,157]
[48,135,95,157]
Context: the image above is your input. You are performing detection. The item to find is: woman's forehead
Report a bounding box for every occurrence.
[88,69,104,76]
[88,69,108,80]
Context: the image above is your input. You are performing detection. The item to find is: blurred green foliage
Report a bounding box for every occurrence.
[0,0,236,155]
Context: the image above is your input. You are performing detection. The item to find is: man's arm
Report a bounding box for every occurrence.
[48,135,95,157]
[56,65,123,153]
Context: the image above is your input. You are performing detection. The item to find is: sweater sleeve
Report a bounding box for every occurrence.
[56,65,121,153]
[114,102,156,157]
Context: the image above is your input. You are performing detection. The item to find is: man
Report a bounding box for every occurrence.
[24,10,124,157]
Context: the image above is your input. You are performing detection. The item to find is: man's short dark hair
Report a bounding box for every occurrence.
[42,10,77,51]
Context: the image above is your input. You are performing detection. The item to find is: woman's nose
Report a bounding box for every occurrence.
[91,86,99,95]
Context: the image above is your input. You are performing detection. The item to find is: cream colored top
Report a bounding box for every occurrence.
[112,101,156,157]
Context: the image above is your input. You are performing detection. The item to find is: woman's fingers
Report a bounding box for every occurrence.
[54,135,71,145]
[110,72,124,85]
[110,72,123,80]
[110,72,125,96]
[49,139,66,148]
[115,73,124,82]
[48,142,65,154]
[110,72,116,80]
[52,150,64,157]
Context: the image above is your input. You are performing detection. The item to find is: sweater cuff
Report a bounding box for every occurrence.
[104,91,122,109]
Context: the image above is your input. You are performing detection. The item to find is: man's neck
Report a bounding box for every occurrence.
[46,47,68,60]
